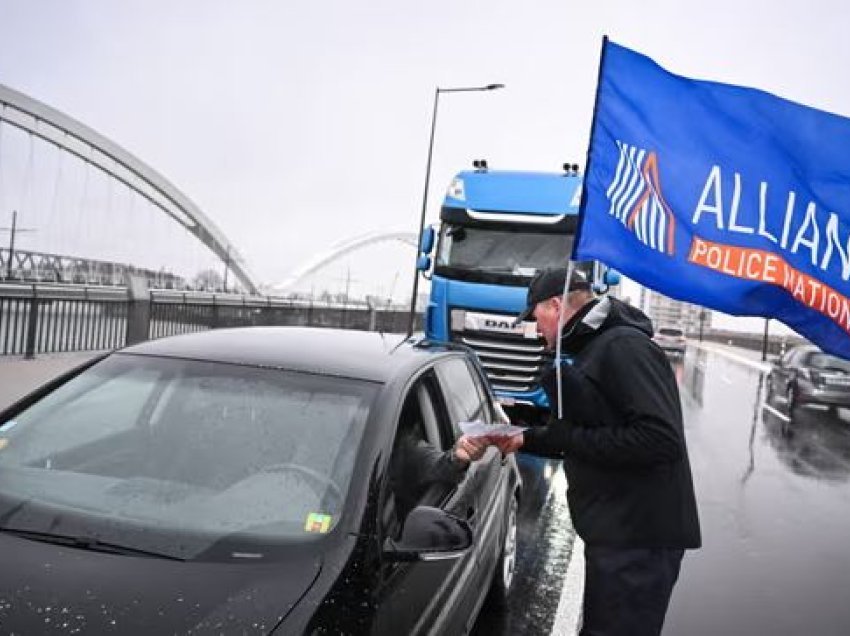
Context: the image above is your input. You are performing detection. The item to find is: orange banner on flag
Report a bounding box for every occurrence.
[688,236,850,334]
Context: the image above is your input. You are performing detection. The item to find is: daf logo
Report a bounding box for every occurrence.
[484,319,514,330]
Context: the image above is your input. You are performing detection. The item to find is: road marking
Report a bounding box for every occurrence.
[762,403,789,422]
[551,536,584,635]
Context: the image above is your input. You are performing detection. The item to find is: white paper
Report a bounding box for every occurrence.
[459,420,527,439]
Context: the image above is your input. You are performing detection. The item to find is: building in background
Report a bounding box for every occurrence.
[640,287,711,336]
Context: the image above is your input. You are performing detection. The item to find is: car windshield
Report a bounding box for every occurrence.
[0,354,377,561]
[435,223,573,281]
[807,352,850,373]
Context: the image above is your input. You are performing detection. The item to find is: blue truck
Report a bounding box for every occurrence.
[416,161,618,425]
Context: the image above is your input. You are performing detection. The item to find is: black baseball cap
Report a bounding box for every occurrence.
[514,267,591,324]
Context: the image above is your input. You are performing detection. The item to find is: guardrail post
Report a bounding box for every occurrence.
[211,295,219,329]
[24,285,38,359]
[125,274,150,345]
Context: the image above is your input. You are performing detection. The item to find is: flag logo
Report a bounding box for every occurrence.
[606,141,676,255]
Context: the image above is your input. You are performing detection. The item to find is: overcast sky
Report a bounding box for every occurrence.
[1,0,847,331]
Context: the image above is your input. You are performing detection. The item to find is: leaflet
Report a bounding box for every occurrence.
[459,420,527,439]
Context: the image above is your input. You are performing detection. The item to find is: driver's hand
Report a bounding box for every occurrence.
[454,435,487,464]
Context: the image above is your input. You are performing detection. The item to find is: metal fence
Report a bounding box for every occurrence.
[0,283,420,357]
[699,328,807,358]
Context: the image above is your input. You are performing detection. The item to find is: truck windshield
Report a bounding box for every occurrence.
[435,223,573,282]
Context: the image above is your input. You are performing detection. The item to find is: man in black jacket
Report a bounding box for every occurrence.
[495,266,700,636]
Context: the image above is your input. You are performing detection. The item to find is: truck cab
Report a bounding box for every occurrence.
[418,163,615,424]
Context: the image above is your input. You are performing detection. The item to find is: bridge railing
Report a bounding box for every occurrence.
[0,284,128,357]
[0,283,421,357]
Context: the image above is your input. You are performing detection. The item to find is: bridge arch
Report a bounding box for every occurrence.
[273,230,418,293]
[0,82,259,294]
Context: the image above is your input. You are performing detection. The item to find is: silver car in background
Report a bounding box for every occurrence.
[653,326,687,357]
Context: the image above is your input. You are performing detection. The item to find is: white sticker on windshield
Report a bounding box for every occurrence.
[0,421,16,433]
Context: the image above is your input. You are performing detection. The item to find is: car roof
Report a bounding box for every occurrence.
[118,327,458,383]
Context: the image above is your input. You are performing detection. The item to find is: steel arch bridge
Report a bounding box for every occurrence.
[272,230,419,293]
[0,82,259,294]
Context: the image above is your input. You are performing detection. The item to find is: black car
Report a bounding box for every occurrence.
[766,344,850,415]
[0,327,521,634]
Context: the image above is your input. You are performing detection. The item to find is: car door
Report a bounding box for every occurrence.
[434,356,508,625]
[372,371,478,636]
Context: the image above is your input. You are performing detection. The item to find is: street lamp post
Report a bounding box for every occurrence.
[407,84,504,335]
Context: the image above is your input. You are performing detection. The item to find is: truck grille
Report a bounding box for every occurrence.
[453,333,549,392]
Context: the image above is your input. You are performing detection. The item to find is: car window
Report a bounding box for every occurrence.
[790,348,813,366]
[467,361,496,424]
[809,353,850,373]
[0,362,163,462]
[0,354,377,561]
[435,357,488,438]
[417,377,453,451]
[780,349,796,367]
[384,375,463,537]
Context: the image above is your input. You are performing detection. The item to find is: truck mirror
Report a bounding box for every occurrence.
[420,226,436,255]
[603,269,622,286]
[416,255,432,272]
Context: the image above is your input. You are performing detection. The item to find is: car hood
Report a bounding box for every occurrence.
[0,532,322,635]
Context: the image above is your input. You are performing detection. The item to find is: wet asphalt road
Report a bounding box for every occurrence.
[471,345,850,635]
[666,347,850,636]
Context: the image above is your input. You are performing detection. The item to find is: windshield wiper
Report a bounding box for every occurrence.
[0,527,185,561]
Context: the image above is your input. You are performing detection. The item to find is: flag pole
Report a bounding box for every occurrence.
[554,37,609,420]
[555,260,577,420]
[572,34,609,258]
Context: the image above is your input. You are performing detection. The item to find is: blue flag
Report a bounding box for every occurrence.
[575,39,850,359]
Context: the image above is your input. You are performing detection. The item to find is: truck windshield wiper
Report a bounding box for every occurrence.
[0,527,185,561]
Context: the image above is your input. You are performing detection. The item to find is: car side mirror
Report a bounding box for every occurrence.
[416,255,432,272]
[383,505,473,562]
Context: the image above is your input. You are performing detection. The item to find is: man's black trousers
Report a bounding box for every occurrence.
[580,546,685,636]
